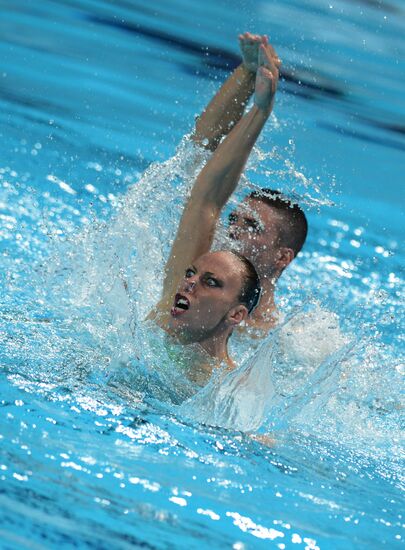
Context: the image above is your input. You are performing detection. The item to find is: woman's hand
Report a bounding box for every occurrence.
[254,40,281,114]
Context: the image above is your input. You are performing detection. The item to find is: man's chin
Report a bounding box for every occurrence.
[240,245,261,265]
[229,237,251,258]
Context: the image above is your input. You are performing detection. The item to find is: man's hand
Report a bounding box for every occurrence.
[239,32,265,73]
[254,39,281,114]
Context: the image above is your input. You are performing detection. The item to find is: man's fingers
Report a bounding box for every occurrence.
[246,32,261,42]
[239,32,264,45]
[239,32,280,75]
[239,32,276,57]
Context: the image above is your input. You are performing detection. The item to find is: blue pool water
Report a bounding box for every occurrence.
[0,0,404,548]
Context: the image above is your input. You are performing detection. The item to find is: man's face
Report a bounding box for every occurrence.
[228,198,284,274]
[169,251,246,342]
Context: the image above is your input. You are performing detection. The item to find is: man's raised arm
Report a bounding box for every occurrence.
[161,41,281,301]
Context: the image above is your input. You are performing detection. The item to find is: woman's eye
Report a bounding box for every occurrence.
[185,268,195,278]
[206,278,218,287]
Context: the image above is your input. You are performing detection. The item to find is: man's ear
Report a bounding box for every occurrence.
[275,247,294,269]
[227,305,249,327]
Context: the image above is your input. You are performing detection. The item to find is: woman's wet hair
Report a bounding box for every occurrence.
[230,250,262,314]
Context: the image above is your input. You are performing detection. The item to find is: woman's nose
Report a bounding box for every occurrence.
[184,278,197,292]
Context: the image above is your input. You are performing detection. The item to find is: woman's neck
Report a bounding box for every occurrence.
[152,309,236,380]
[198,332,233,367]
[185,337,235,386]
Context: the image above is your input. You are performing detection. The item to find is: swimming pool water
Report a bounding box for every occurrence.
[1,0,404,548]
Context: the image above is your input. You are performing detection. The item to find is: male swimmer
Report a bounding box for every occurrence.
[147,40,278,381]
[189,33,307,333]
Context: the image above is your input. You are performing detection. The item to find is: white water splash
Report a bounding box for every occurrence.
[1,137,402,465]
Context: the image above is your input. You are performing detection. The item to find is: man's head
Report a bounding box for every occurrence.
[169,250,261,344]
[228,189,308,279]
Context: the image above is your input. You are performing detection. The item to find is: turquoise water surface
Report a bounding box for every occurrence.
[0,1,404,548]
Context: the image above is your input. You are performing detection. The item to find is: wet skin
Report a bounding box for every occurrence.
[228,198,285,274]
[168,251,246,343]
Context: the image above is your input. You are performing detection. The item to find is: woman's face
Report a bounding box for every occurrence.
[168,251,246,342]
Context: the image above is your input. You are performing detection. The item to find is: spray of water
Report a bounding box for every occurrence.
[1,136,402,468]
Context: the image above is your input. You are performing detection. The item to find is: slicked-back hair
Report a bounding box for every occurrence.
[248,188,308,256]
[230,250,261,314]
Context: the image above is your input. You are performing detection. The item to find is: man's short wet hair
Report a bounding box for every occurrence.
[248,188,308,256]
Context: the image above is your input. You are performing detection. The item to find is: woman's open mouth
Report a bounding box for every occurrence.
[171,293,190,317]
